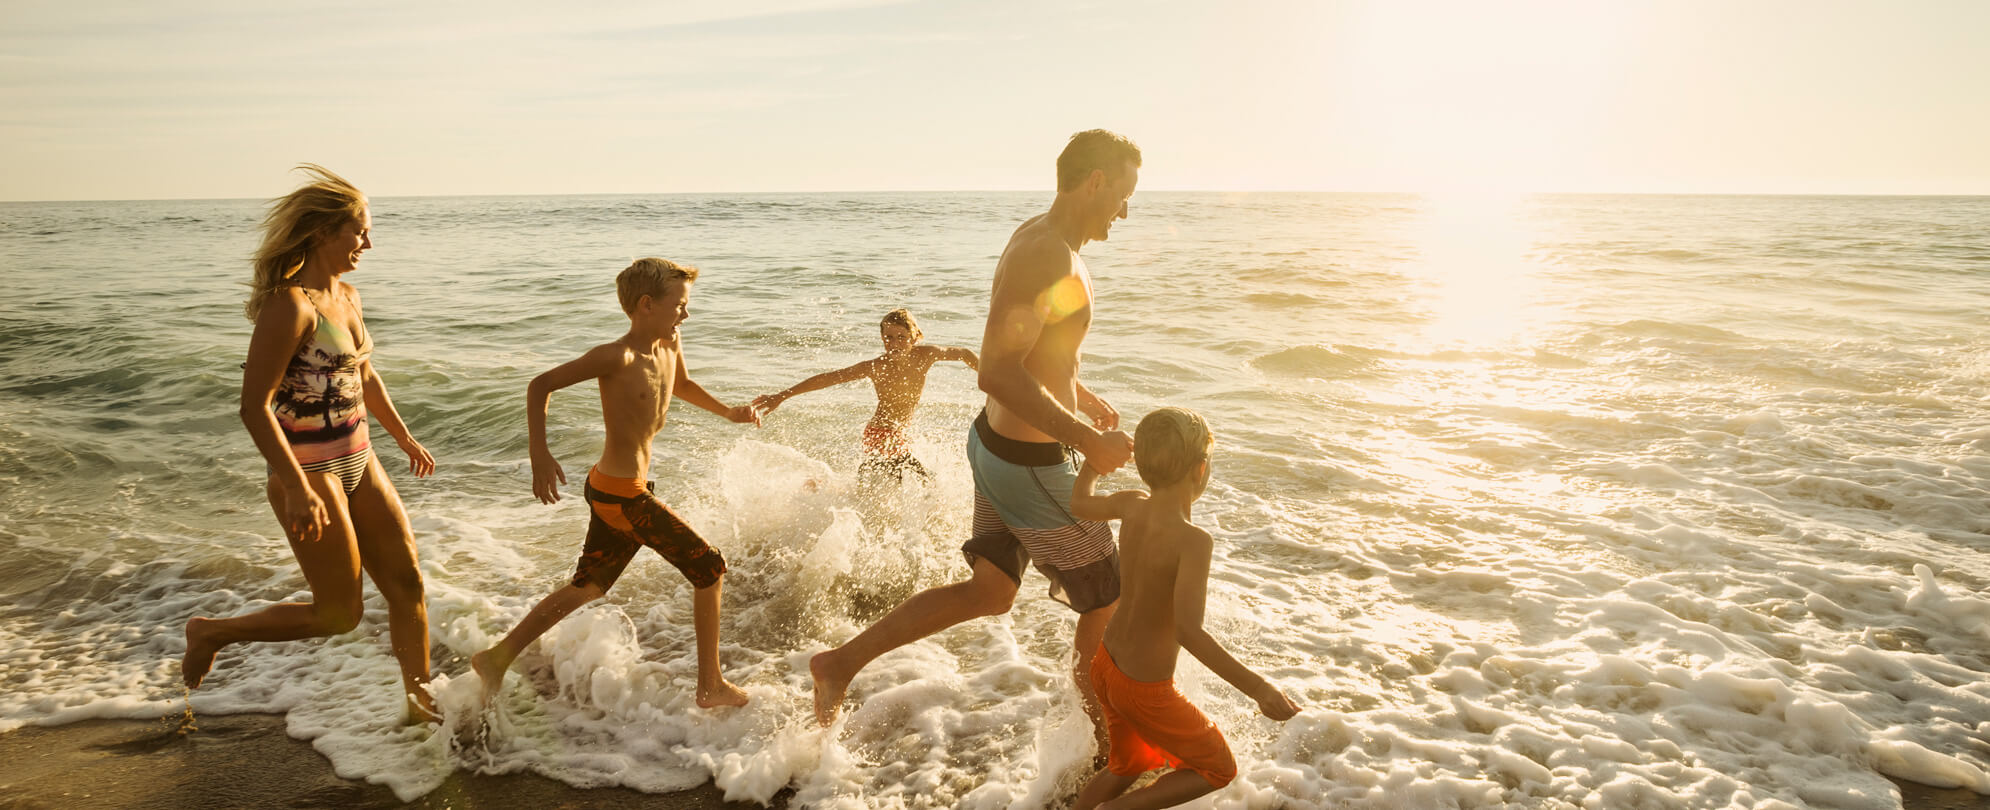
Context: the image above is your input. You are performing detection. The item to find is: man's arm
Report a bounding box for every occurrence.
[977,238,1132,470]
[1074,379,1118,431]
[752,359,873,414]
[1174,530,1300,720]
[526,342,623,503]
[674,347,761,426]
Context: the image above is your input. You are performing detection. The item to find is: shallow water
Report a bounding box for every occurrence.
[3,192,1989,808]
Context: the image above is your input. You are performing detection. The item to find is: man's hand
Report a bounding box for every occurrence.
[1076,387,1119,431]
[1079,429,1134,474]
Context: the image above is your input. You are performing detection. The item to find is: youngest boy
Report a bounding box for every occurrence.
[471,257,757,709]
[1069,407,1299,809]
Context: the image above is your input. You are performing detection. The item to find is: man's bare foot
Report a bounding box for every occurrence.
[696,678,750,709]
[809,649,851,727]
[469,648,510,704]
[181,617,221,689]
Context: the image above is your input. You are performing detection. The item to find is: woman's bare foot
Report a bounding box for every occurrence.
[696,677,750,709]
[407,691,442,725]
[181,617,222,689]
[469,648,511,704]
[809,649,850,727]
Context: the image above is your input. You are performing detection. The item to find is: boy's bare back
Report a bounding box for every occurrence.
[1100,496,1213,682]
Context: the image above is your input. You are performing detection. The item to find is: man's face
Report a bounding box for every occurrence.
[1092,162,1138,242]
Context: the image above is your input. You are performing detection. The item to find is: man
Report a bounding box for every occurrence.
[811,130,1143,751]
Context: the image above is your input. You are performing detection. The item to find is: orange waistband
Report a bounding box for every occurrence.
[587,467,648,499]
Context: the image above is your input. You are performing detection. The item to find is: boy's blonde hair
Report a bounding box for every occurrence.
[880,308,923,341]
[617,257,699,314]
[1134,407,1213,488]
[245,164,367,320]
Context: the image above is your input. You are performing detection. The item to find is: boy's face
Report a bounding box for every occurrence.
[880,323,916,355]
[640,278,692,338]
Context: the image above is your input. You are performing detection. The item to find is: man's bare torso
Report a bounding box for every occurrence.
[985,215,1092,443]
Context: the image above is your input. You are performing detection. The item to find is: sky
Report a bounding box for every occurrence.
[2,0,1987,200]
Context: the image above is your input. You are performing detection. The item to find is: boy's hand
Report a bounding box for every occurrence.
[751,393,786,415]
[397,437,436,478]
[1253,683,1300,721]
[531,451,566,504]
[727,404,763,427]
[1079,429,1134,474]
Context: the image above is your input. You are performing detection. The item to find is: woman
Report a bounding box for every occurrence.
[183,165,439,722]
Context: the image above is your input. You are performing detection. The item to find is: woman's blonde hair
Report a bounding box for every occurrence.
[245,164,367,320]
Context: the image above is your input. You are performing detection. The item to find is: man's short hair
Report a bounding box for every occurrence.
[1134,407,1212,488]
[616,257,699,314]
[1056,129,1142,193]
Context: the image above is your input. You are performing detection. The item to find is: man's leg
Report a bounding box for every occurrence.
[1074,600,1118,757]
[810,556,1018,726]
[471,582,605,701]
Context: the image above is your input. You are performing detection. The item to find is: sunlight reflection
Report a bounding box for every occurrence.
[1406,191,1545,349]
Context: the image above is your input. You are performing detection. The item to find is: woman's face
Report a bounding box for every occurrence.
[310,208,373,276]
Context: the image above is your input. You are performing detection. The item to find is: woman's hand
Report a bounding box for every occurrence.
[282,483,332,542]
[397,437,435,478]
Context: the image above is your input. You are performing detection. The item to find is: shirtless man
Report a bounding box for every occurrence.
[470,257,757,710]
[810,130,1143,746]
[753,308,978,485]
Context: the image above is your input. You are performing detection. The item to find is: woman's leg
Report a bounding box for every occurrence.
[345,453,436,721]
[183,471,364,688]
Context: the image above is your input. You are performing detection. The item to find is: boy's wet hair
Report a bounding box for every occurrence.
[1056,129,1142,193]
[617,257,699,315]
[1134,407,1213,488]
[880,308,923,341]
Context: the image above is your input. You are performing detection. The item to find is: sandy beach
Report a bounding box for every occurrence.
[0,714,791,810]
[0,712,1980,809]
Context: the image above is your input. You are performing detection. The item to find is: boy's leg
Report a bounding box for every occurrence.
[810,555,1018,726]
[471,582,605,699]
[1098,770,1220,810]
[184,472,365,689]
[346,453,436,721]
[1072,769,1140,810]
[692,576,749,708]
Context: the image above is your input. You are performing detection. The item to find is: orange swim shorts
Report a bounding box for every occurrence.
[1089,644,1238,788]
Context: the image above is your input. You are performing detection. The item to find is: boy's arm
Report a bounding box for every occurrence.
[1070,462,1144,522]
[939,345,979,371]
[674,347,762,426]
[751,359,873,414]
[1175,530,1301,721]
[526,343,624,503]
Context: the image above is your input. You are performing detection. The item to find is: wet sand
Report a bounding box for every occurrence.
[0,713,789,810]
[0,713,1980,809]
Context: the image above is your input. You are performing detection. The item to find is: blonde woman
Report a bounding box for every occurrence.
[183,165,439,722]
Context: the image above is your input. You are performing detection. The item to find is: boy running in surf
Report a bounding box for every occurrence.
[471,257,757,709]
[1070,407,1299,809]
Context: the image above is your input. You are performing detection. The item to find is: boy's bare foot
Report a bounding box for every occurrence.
[696,678,750,709]
[469,648,510,703]
[407,692,443,726]
[181,617,221,689]
[810,649,851,727]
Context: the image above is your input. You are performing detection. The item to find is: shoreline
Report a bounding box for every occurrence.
[0,713,789,810]
[1,715,1983,809]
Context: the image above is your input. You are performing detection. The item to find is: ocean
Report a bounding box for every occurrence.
[2,191,1988,809]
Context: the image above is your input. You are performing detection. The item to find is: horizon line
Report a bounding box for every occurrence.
[4,188,1988,204]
